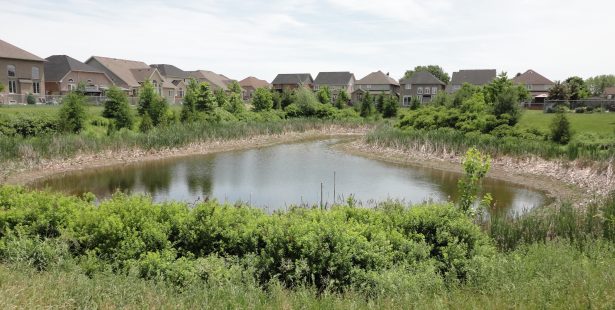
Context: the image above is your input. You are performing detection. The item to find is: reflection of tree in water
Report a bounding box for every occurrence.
[186,160,214,198]
[138,162,173,195]
[103,168,137,196]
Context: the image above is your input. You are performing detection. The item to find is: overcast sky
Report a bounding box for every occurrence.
[2,0,614,82]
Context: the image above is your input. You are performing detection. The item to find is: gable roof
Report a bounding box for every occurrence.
[86,56,151,87]
[130,68,158,82]
[0,39,45,62]
[271,73,314,85]
[314,72,355,85]
[186,70,229,90]
[400,71,445,85]
[356,71,399,86]
[150,64,189,79]
[45,55,106,82]
[239,76,270,89]
[604,87,615,96]
[450,69,497,86]
[512,69,554,85]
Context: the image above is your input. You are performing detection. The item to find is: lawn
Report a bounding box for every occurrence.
[518,110,615,143]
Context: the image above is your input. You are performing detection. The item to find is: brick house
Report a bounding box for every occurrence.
[0,39,45,104]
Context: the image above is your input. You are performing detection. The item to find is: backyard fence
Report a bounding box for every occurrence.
[0,94,183,106]
[543,99,615,113]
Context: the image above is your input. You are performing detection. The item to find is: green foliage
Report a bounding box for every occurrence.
[483,72,527,125]
[382,96,398,118]
[550,112,573,144]
[26,93,36,105]
[214,89,229,108]
[180,79,199,123]
[252,88,273,112]
[457,148,491,214]
[360,92,374,117]
[452,83,481,108]
[0,113,58,137]
[137,80,168,126]
[139,113,153,133]
[227,81,243,95]
[280,88,296,109]
[410,96,421,110]
[586,74,615,96]
[58,92,87,133]
[548,81,570,100]
[316,86,331,104]
[226,93,245,114]
[334,90,350,109]
[375,93,385,113]
[0,82,4,93]
[195,83,217,113]
[292,87,320,117]
[564,76,590,100]
[403,65,450,84]
[102,86,134,130]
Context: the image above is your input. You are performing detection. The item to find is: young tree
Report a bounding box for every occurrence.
[26,93,36,105]
[227,80,243,95]
[382,96,399,118]
[137,80,158,117]
[316,86,331,104]
[453,83,481,107]
[58,91,87,133]
[195,83,217,113]
[550,112,573,144]
[586,75,615,96]
[548,81,570,101]
[564,76,589,100]
[226,93,245,114]
[103,86,134,130]
[458,148,491,214]
[214,88,228,108]
[181,79,199,122]
[359,92,374,117]
[410,96,421,110]
[403,65,450,84]
[271,90,282,110]
[280,88,296,109]
[139,113,153,133]
[252,87,274,111]
[335,90,350,109]
[375,93,385,113]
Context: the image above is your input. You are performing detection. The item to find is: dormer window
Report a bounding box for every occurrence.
[7,65,15,77]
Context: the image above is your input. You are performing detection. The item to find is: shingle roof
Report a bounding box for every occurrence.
[356,71,399,86]
[130,68,157,82]
[271,73,314,85]
[87,56,151,87]
[450,69,496,86]
[604,87,615,95]
[399,71,445,86]
[314,72,355,85]
[239,76,270,89]
[0,39,45,62]
[512,69,554,85]
[44,55,106,82]
[186,70,229,90]
[150,64,189,79]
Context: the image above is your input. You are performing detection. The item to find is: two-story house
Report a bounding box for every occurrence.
[150,64,190,103]
[313,72,355,103]
[399,71,446,106]
[271,73,314,92]
[239,76,270,100]
[447,69,497,93]
[512,69,555,104]
[352,71,400,104]
[0,39,45,104]
[44,55,113,96]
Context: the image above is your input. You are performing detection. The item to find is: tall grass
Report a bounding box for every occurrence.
[366,124,615,161]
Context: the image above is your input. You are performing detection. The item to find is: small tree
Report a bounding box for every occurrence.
[181,79,199,123]
[214,88,228,108]
[103,86,134,130]
[335,90,350,109]
[382,96,399,118]
[458,148,491,214]
[359,92,374,117]
[252,87,273,111]
[548,81,570,101]
[550,112,573,144]
[137,80,157,116]
[228,81,242,95]
[226,93,245,114]
[280,88,296,109]
[375,93,385,113]
[139,113,153,133]
[58,92,87,133]
[26,93,36,105]
[317,86,331,104]
[195,83,217,113]
[410,96,421,110]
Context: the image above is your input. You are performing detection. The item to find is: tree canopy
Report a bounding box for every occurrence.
[103,86,134,130]
[403,65,450,84]
[585,75,615,96]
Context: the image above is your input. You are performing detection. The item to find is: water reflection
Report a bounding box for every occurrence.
[31,139,546,215]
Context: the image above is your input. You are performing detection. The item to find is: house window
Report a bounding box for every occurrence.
[527,84,533,90]
[7,65,15,77]
[424,87,431,95]
[405,84,411,90]
[33,82,40,94]
[8,80,17,93]
[453,85,461,91]
[87,79,93,85]
[432,87,437,95]
[32,67,39,80]
[314,85,319,91]
[168,90,173,97]
[417,87,423,95]
[403,96,411,106]
[178,88,184,97]
[366,85,372,89]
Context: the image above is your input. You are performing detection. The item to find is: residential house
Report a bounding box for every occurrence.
[44,55,113,96]
[447,69,497,93]
[352,71,400,104]
[150,64,190,102]
[399,71,446,106]
[239,76,270,100]
[271,73,314,92]
[603,87,615,100]
[0,39,45,104]
[85,56,176,102]
[512,69,554,104]
[186,70,229,91]
[313,72,355,103]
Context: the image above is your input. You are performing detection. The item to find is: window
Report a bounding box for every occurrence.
[314,85,319,91]
[453,85,461,91]
[87,79,93,85]
[527,84,533,90]
[366,85,372,89]
[33,82,40,94]
[32,67,39,80]
[178,88,184,98]
[8,80,17,93]
[432,87,437,95]
[7,65,15,77]
[168,90,173,97]
[405,84,411,90]
[417,87,423,95]
[424,87,431,95]
[403,96,411,106]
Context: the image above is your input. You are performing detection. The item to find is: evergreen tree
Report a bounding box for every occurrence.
[252,88,274,111]
[550,112,573,144]
[195,83,217,113]
[335,90,350,109]
[103,86,134,130]
[382,96,399,118]
[226,93,245,114]
[58,91,87,133]
[316,86,331,104]
[359,92,374,117]
[214,88,228,108]
[137,80,157,116]
[180,79,199,122]
[375,93,386,113]
[139,113,153,133]
[227,81,243,95]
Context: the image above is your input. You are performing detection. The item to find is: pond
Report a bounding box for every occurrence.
[31,139,546,215]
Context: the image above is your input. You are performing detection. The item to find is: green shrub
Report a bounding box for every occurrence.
[550,112,573,144]
[58,92,87,133]
[26,93,36,105]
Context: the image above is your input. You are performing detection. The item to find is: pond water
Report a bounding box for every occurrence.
[31,139,546,215]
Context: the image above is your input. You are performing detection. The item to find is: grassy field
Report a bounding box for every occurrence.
[517,110,615,142]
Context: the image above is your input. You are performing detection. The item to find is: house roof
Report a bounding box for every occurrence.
[271,73,314,85]
[356,71,399,86]
[150,64,189,79]
[450,69,497,86]
[512,69,554,85]
[604,87,615,95]
[186,70,229,90]
[87,56,151,87]
[314,72,355,85]
[130,68,157,82]
[399,71,445,86]
[239,76,270,89]
[44,55,106,82]
[0,39,45,62]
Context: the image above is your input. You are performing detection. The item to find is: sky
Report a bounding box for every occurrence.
[2,0,614,82]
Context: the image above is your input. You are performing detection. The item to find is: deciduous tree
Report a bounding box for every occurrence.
[252,87,273,111]
[103,86,134,129]
[58,91,87,133]
[586,75,615,96]
[403,65,450,84]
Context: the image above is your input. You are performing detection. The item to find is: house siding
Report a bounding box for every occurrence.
[45,71,113,95]
[400,83,445,106]
[0,58,45,99]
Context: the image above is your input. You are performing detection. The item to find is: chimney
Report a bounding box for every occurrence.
[386,72,390,76]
